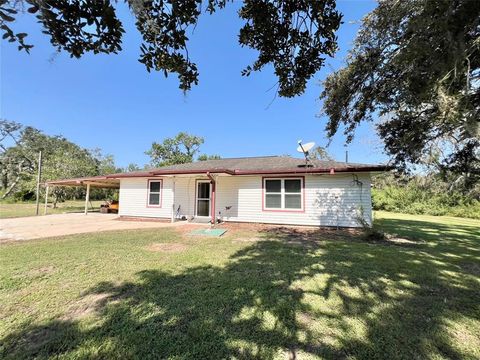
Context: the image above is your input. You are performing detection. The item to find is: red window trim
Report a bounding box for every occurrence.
[262,176,305,213]
[146,179,163,208]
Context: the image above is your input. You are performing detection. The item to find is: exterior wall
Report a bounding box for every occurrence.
[119,173,372,227]
[118,176,208,219]
[118,177,173,218]
[215,173,372,227]
[171,176,210,218]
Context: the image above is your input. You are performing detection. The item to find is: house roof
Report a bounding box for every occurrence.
[107,156,390,178]
[46,156,390,186]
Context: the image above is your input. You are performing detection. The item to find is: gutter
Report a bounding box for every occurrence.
[106,169,235,179]
[231,165,392,175]
[150,169,235,176]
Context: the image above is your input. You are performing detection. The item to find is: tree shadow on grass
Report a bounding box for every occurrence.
[2,218,479,359]
[376,217,480,251]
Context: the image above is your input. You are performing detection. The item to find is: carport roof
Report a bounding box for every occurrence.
[46,176,120,188]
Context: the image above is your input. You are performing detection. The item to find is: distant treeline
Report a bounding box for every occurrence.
[0,121,219,206]
[372,173,480,219]
[0,120,143,206]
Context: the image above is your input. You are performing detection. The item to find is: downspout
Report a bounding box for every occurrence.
[171,176,176,223]
[206,172,216,225]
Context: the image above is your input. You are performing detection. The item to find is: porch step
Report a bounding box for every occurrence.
[190,217,212,224]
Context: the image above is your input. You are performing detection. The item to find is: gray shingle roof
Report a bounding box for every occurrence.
[155,156,367,171]
[107,156,389,178]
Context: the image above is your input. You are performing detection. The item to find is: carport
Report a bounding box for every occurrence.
[45,176,120,215]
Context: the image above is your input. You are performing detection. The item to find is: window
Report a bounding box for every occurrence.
[265,179,281,208]
[264,178,303,211]
[147,180,162,207]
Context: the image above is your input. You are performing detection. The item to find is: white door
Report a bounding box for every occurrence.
[196,181,211,217]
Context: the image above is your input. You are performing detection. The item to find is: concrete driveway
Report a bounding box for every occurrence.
[0,213,185,242]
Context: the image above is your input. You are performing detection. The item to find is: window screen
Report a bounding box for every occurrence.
[264,178,303,210]
[265,179,281,193]
[265,179,282,209]
[148,180,162,206]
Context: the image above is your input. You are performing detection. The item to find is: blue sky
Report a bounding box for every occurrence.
[1,0,385,168]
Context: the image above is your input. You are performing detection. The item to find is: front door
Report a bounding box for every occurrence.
[196,181,211,217]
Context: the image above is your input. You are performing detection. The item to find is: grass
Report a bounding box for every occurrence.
[0,212,479,359]
[0,200,104,219]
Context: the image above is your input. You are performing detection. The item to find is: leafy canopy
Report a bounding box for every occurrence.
[309,145,333,161]
[146,132,206,167]
[198,154,221,161]
[0,120,117,202]
[1,0,342,97]
[320,0,479,185]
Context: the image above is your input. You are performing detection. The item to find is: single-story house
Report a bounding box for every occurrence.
[46,156,389,227]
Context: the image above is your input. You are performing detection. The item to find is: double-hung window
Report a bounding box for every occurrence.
[264,178,303,211]
[147,180,162,207]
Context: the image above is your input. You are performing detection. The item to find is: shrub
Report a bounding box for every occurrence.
[355,207,386,242]
[372,186,480,219]
[13,190,36,202]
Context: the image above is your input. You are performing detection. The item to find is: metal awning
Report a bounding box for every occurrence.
[43,176,120,216]
[46,176,120,189]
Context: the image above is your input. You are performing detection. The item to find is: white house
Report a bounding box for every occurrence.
[47,156,389,228]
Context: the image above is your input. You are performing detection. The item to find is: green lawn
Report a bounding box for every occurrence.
[0,212,479,359]
[0,200,104,219]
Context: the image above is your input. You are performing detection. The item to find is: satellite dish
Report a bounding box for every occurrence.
[297,141,315,154]
[296,140,316,168]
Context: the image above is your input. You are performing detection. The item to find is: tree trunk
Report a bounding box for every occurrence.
[1,159,28,199]
[1,172,8,190]
[1,176,20,199]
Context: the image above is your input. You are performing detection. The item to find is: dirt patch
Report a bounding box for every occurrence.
[145,243,188,253]
[173,222,361,245]
[211,222,361,246]
[234,236,263,243]
[13,325,60,355]
[261,226,359,247]
[296,312,315,326]
[62,293,111,321]
[217,222,278,236]
[386,236,421,245]
[27,265,56,278]
[460,262,480,276]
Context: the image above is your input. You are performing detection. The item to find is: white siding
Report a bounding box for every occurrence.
[118,176,209,219]
[119,178,173,218]
[215,174,372,227]
[171,177,210,219]
[118,173,373,227]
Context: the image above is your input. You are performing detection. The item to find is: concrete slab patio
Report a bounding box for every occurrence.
[0,213,188,242]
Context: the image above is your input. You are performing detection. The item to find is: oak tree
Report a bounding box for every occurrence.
[320,0,479,188]
[198,154,221,161]
[146,132,204,166]
[0,120,115,203]
[1,0,342,97]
